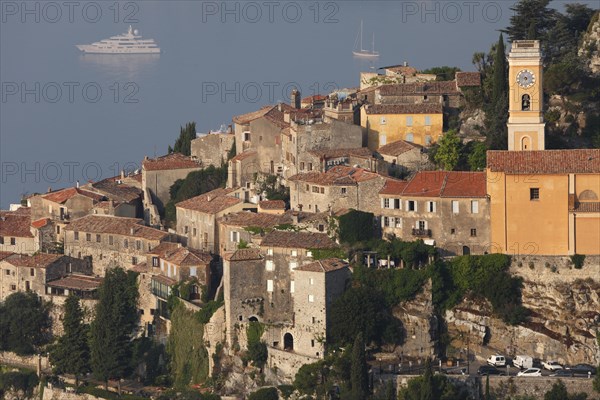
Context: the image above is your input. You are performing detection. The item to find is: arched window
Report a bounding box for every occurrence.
[579,190,598,201]
[521,136,531,150]
[249,316,258,322]
[462,246,471,256]
[522,94,531,111]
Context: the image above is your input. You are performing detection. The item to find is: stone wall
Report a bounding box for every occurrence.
[0,351,49,372]
[267,346,319,382]
[191,133,235,168]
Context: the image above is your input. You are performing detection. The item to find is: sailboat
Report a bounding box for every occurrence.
[353,20,379,58]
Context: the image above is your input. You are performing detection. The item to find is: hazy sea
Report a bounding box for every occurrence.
[1,1,596,208]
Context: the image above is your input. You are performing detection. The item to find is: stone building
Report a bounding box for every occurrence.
[359,64,437,90]
[379,171,490,256]
[86,176,144,218]
[217,211,284,255]
[300,147,376,174]
[376,140,430,175]
[0,252,91,300]
[28,186,106,223]
[175,188,251,253]
[227,150,259,201]
[64,214,170,275]
[288,165,389,214]
[223,231,343,369]
[362,103,444,149]
[141,153,203,218]
[0,207,37,254]
[257,200,286,215]
[190,130,235,168]
[322,93,362,124]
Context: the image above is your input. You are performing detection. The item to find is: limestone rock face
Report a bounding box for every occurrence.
[579,12,600,75]
[446,256,600,365]
[458,108,485,140]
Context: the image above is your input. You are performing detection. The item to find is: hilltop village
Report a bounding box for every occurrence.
[1,36,600,399]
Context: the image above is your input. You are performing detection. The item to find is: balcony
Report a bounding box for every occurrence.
[412,228,432,237]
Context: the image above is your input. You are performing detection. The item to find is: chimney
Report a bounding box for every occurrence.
[47,187,52,193]
[76,180,80,188]
[291,88,301,109]
[277,103,283,112]
[130,227,135,235]
[292,212,299,225]
[403,61,408,67]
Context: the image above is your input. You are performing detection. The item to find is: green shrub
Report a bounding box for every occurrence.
[0,370,39,397]
[248,387,278,400]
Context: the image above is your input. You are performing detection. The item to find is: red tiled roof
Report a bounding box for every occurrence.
[365,104,443,115]
[0,251,15,261]
[379,81,459,96]
[0,210,33,238]
[149,242,212,266]
[230,150,257,162]
[42,187,105,204]
[131,262,150,273]
[91,178,143,203]
[47,275,103,291]
[176,188,242,214]
[294,258,349,273]
[377,140,422,157]
[232,105,273,125]
[65,215,168,241]
[289,166,382,186]
[308,147,373,159]
[379,179,409,195]
[5,253,63,268]
[258,200,286,210]
[31,218,51,229]
[142,153,201,171]
[388,171,487,198]
[261,231,337,249]
[487,150,600,174]
[301,95,326,103]
[219,211,284,229]
[455,72,481,87]
[223,249,262,262]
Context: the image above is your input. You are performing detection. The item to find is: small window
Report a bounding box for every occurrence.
[74,231,79,240]
[320,187,324,194]
[30,268,35,277]
[132,256,138,265]
[380,116,386,124]
[190,267,197,277]
[341,187,347,195]
[266,260,274,271]
[406,116,413,126]
[470,229,477,237]
[418,221,426,230]
[291,250,298,257]
[0,237,3,245]
[309,278,314,285]
[184,226,189,234]
[306,250,313,258]
[289,261,297,270]
[384,198,390,209]
[305,184,309,191]
[406,133,414,142]
[10,238,16,245]
[383,217,390,227]
[425,115,431,126]
[452,200,459,213]
[193,228,197,237]
[267,280,274,292]
[471,200,479,213]
[308,294,315,303]
[395,218,402,228]
[267,248,273,256]
[425,135,432,145]
[308,163,313,171]
[152,257,159,267]
[109,235,113,245]
[318,224,325,232]
[300,162,305,170]
[530,188,540,201]
[231,231,239,243]
[407,200,416,211]
[56,226,60,234]
[5,270,10,276]
[96,234,101,243]
[136,240,141,250]
[451,228,456,235]
[394,199,401,209]
[86,233,91,242]
[123,239,128,248]
[10,284,16,291]
[290,281,295,293]
[427,201,436,212]
[311,339,315,347]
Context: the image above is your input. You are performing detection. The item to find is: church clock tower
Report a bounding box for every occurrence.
[507,40,545,151]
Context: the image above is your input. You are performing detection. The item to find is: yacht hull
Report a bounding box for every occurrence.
[76,45,160,54]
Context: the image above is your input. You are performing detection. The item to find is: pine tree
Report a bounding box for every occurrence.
[350,332,369,400]
[89,267,139,391]
[49,294,90,385]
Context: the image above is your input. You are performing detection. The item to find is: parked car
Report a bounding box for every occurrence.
[487,355,506,367]
[542,360,563,371]
[566,364,597,375]
[550,369,574,377]
[517,368,542,377]
[478,365,504,376]
[513,355,533,369]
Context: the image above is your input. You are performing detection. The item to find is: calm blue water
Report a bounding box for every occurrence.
[1,1,595,208]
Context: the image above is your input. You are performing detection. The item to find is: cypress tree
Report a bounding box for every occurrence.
[49,294,90,385]
[350,332,369,400]
[485,374,490,400]
[492,33,507,104]
[89,267,139,391]
[420,358,434,400]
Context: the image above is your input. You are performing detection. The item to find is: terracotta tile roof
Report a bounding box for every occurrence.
[47,275,103,291]
[365,104,443,115]
[571,202,600,213]
[308,147,374,159]
[301,95,326,104]
[261,231,337,249]
[395,171,487,198]
[289,166,381,186]
[152,274,177,286]
[380,65,419,76]
[176,188,242,214]
[258,200,286,210]
[42,187,105,204]
[455,72,481,87]
[0,251,15,261]
[91,178,143,202]
[230,150,257,162]
[379,179,409,195]
[0,210,33,238]
[31,218,51,229]
[379,81,459,96]
[131,262,150,273]
[142,153,201,171]
[219,211,284,229]
[5,253,63,268]
[487,150,600,174]
[65,215,168,241]
[149,242,212,266]
[232,105,273,125]
[224,248,262,261]
[294,258,349,273]
[377,140,422,157]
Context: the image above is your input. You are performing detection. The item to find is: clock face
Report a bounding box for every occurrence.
[516,69,536,88]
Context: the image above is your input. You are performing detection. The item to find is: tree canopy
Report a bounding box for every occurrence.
[0,292,51,355]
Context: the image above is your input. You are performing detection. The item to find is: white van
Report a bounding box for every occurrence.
[487,355,506,367]
[513,355,533,369]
